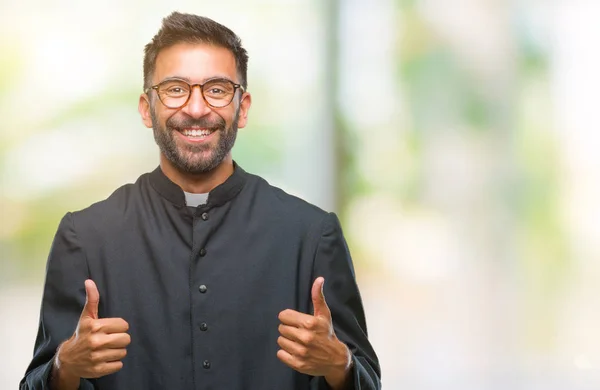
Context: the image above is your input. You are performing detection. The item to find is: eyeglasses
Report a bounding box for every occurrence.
[144,78,245,109]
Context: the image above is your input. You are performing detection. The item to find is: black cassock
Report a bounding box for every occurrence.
[21,163,381,390]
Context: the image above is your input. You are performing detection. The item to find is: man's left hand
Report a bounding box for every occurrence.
[277,277,353,390]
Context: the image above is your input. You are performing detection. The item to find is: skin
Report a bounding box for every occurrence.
[277,277,353,389]
[50,280,130,390]
[138,42,251,194]
[51,42,351,389]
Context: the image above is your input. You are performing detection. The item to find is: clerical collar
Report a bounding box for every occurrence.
[149,161,248,208]
[184,192,208,207]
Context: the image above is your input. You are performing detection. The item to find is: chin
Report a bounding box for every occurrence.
[180,156,222,174]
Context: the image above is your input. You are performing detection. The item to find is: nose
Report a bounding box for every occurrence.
[182,85,212,118]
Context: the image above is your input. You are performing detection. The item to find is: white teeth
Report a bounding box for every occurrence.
[183,129,212,137]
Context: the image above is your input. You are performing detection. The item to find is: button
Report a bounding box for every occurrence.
[199,285,207,293]
[199,322,208,331]
[199,248,207,257]
[201,212,209,221]
[203,360,211,369]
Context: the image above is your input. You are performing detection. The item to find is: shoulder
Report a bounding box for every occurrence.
[69,172,151,230]
[249,172,327,212]
[242,171,337,233]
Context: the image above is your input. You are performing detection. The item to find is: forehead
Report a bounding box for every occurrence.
[153,42,237,83]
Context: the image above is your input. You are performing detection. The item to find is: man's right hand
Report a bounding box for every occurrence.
[50,279,131,389]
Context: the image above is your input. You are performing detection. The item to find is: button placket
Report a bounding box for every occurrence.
[194,208,212,376]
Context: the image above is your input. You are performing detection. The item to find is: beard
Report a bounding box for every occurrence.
[150,105,239,174]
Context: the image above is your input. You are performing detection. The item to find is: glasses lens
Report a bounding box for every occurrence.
[202,79,236,108]
[157,80,190,108]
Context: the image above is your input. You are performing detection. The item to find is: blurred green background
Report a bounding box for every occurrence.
[2,0,600,388]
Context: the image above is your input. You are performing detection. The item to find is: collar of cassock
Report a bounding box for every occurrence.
[149,161,248,208]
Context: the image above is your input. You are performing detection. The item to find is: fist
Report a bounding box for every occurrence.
[56,280,131,379]
[277,277,352,388]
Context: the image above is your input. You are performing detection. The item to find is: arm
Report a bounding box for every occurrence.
[310,212,381,390]
[19,213,95,390]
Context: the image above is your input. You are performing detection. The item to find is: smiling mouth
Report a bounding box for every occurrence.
[178,127,217,139]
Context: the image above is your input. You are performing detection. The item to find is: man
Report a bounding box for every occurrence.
[20,12,381,390]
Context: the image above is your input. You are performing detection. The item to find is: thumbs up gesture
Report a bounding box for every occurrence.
[277,277,352,389]
[52,280,130,386]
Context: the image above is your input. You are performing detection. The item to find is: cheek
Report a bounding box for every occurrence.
[211,109,234,126]
[155,109,178,128]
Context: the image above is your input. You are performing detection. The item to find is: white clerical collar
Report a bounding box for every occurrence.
[184,191,209,207]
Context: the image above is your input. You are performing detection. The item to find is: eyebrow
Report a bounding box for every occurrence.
[159,75,238,84]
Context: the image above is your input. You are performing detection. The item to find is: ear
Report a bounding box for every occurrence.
[236,91,252,129]
[138,93,153,129]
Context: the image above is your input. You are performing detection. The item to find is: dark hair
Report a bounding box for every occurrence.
[143,12,248,90]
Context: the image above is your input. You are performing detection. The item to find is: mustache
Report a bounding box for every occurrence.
[166,115,225,131]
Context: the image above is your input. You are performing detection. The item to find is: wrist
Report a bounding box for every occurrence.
[50,342,79,390]
[324,342,353,390]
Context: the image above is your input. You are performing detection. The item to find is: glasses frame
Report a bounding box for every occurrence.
[144,77,245,109]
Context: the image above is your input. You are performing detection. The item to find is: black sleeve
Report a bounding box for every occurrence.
[309,212,382,390]
[20,213,95,390]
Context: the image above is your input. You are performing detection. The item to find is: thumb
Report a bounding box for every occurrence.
[311,277,331,319]
[82,279,100,319]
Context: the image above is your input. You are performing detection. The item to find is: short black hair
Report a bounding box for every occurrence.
[143,12,249,90]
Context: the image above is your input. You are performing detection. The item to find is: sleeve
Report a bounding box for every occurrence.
[20,213,95,390]
[309,212,382,390]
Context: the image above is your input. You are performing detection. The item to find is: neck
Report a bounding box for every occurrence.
[159,154,234,194]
